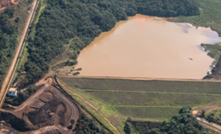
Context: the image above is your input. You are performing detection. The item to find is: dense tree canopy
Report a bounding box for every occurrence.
[124,107,217,134]
[22,0,199,86]
[74,114,111,134]
[0,9,17,86]
[150,107,204,134]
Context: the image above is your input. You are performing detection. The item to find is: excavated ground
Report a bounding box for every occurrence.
[0,0,20,11]
[0,85,80,134]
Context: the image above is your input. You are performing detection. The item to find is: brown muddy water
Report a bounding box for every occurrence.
[74,14,221,79]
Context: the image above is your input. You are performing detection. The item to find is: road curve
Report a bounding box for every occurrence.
[57,77,120,134]
[0,83,80,134]
[0,0,38,108]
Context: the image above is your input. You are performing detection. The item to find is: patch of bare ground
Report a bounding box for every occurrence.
[0,0,20,11]
[0,85,80,134]
[195,101,221,112]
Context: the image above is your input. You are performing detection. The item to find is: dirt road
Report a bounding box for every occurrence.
[57,78,120,134]
[0,0,38,108]
[0,82,80,134]
[197,117,221,133]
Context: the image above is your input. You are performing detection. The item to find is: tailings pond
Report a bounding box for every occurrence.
[74,14,221,79]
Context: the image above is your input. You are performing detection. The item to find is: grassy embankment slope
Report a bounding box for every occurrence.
[59,77,221,132]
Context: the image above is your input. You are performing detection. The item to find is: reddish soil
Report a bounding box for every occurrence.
[0,0,20,11]
[0,84,80,134]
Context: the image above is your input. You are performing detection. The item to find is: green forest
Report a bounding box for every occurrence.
[0,9,17,86]
[124,107,218,134]
[74,113,111,134]
[21,0,200,87]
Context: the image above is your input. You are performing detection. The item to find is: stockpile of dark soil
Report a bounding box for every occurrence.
[0,96,68,132]
[0,112,31,132]
[28,98,67,127]
[132,121,162,134]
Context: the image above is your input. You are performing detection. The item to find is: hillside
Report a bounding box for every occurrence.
[0,9,17,86]
[58,77,221,132]
[19,0,200,87]
[0,0,34,87]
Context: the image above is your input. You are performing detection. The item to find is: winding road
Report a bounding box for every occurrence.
[0,81,80,134]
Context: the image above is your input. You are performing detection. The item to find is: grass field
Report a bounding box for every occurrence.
[59,77,221,128]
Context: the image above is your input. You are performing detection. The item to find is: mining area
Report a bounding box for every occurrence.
[0,83,80,134]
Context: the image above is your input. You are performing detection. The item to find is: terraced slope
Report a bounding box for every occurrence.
[58,77,221,131]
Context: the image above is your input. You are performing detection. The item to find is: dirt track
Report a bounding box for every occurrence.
[0,0,37,108]
[57,78,120,134]
[200,122,221,134]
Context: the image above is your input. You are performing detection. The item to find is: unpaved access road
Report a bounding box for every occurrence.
[0,0,38,108]
[0,83,80,134]
[197,117,221,133]
[57,78,120,134]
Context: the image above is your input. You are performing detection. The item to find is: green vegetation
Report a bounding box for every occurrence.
[124,107,218,134]
[75,113,111,134]
[116,107,181,120]
[172,0,221,67]
[201,43,221,65]
[174,0,221,35]
[129,120,162,134]
[0,0,34,87]
[0,9,17,86]
[148,107,208,134]
[21,0,200,87]
[59,77,221,132]
[204,108,221,123]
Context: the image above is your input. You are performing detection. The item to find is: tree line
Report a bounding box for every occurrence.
[0,8,17,87]
[20,0,200,87]
[124,107,218,134]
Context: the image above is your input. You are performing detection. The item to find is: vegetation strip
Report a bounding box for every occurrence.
[59,77,221,122]
[83,89,221,96]
[0,0,38,108]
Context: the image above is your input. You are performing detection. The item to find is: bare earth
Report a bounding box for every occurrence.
[0,82,80,134]
[0,0,20,11]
